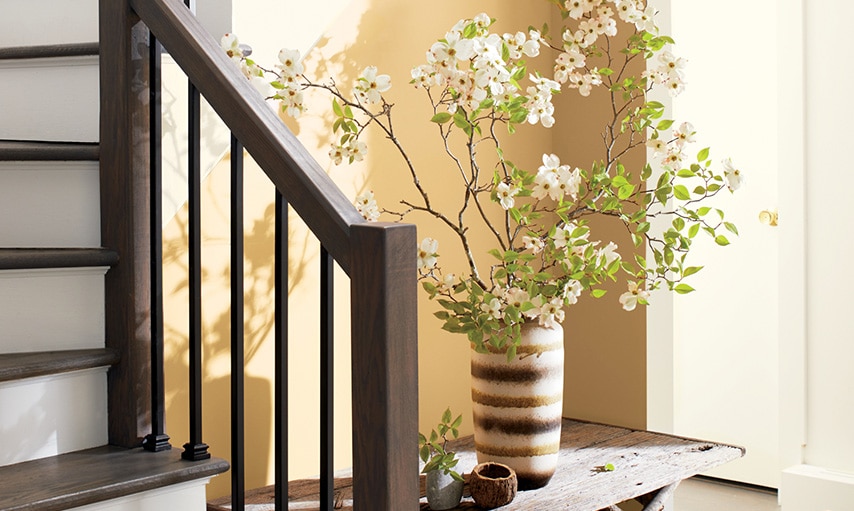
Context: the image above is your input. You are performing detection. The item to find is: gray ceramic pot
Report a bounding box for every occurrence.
[425,469,464,510]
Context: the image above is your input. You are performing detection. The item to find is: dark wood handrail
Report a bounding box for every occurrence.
[129,0,363,274]
[101,1,420,508]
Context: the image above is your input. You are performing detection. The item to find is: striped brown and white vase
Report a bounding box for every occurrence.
[470,322,564,490]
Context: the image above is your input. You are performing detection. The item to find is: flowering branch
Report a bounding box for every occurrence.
[222,0,743,358]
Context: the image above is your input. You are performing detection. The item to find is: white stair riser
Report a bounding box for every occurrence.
[0,0,98,46]
[0,57,99,142]
[0,161,100,247]
[0,268,106,352]
[0,368,108,466]
[67,479,213,511]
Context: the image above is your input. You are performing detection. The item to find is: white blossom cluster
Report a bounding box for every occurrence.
[411,13,556,128]
[354,190,380,221]
[328,138,367,166]
[553,0,688,99]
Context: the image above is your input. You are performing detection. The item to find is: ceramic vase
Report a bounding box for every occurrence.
[470,322,564,490]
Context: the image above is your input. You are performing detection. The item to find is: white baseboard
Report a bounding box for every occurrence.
[781,464,854,511]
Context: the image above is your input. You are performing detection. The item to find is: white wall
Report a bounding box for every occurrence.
[802,0,854,474]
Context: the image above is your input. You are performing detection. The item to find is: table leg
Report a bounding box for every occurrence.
[637,482,680,511]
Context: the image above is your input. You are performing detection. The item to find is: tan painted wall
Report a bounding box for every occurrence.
[548,10,647,430]
[163,0,646,499]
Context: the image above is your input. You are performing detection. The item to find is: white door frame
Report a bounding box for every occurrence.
[646,0,807,486]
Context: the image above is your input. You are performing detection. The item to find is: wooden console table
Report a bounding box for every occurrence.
[208,418,744,511]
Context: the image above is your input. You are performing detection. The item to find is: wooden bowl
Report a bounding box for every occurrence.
[469,462,518,509]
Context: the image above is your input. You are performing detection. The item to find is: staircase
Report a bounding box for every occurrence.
[0,2,228,510]
[0,0,419,508]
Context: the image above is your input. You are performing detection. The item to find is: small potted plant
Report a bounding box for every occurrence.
[419,408,464,510]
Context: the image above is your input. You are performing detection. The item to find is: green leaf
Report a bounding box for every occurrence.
[677,169,696,178]
[674,283,695,294]
[604,463,615,472]
[715,235,730,246]
[505,344,517,363]
[332,99,344,117]
[656,119,674,130]
[488,249,503,260]
[687,223,700,238]
[509,108,528,124]
[673,184,690,200]
[682,266,703,278]
[618,184,635,200]
[697,147,710,162]
[591,289,607,298]
[724,222,739,235]
[611,175,629,187]
[431,112,452,124]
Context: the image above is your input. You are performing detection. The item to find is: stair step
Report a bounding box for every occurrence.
[0,348,119,384]
[0,54,99,143]
[0,248,117,270]
[0,266,106,352]
[0,42,99,60]
[0,141,98,161]
[0,446,229,511]
[0,161,100,247]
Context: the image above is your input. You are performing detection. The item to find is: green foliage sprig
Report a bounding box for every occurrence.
[418,408,464,482]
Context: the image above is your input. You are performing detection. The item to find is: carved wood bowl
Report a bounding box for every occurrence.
[469,462,518,509]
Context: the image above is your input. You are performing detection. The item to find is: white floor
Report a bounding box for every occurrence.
[672,477,779,511]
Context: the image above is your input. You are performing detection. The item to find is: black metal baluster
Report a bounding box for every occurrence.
[144,32,171,453]
[320,247,334,511]
[182,70,210,462]
[230,135,245,511]
[275,191,289,509]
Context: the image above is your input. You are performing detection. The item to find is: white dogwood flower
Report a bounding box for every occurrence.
[619,281,650,311]
[354,66,391,105]
[354,190,380,222]
[722,158,744,191]
[495,182,520,210]
[417,238,439,270]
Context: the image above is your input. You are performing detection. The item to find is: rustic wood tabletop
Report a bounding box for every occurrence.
[208,418,744,511]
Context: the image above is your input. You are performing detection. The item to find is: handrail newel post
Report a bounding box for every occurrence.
[99,0,156,448]
[350,222,420,510]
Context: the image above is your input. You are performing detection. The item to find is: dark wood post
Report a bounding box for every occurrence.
[350,223,419,510]
[99,0,154,447]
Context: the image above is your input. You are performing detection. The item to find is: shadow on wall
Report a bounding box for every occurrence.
[162,156,317,498]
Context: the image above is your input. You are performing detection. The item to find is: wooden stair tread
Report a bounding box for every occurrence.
[0,141,99,161]
[0,348,121,383]
[0,42,99,60]
[0,248,118,270]
[0,446,229,511]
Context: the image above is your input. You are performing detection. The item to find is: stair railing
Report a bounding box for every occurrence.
[98,1,419,510]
